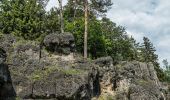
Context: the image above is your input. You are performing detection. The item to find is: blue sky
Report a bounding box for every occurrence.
[46,0,170,65]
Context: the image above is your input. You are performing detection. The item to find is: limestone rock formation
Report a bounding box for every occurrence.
[43,32,75,55]
[114,61,164,100]
[93,58,166,100]
[0,34,169,100]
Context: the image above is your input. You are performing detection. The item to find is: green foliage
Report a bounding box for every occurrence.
[136,37,165,81]
[162,59,170,82]
[66,0,113,16]
[29,66,83,82]
[65,12,136,62]
[140,37,157,62]
[45,8,60,33]
[97,94,116,100]
[16,97,21,100]
[100,18,136,62]
[163,59,170,70]
[0,0,46,40]
[65,17,84,52]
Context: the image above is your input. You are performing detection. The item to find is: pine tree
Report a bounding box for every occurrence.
[65,0,112,58]
[163,59,170,70]
[140,37,165,81]
[84,0,88,58]
[0,0,47,40]
[46,8,60,33]
[141,37,157,62]
[162,59,170,82]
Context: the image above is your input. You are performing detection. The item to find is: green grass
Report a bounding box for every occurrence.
[136,79,149,85]
[97,94,116,100]
[29,65,84,82]
[16,97,21,100]
[13,39,39,48]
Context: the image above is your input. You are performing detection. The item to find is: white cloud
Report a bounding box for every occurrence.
[107,0,170,65]
[46,0,67,11]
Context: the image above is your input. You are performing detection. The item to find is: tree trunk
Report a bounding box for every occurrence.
[58,0,64,33]
[73,0,77,19]
[84,0,88,58]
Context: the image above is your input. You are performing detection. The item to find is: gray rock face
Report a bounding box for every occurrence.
[93,58,166,100]
[0,34,16,54]
[10,58,100,99]
[0,34,99,99]
[0,34,169,100]
[114,61,165,100]
[94,56,113,68]
[43,32,75,55]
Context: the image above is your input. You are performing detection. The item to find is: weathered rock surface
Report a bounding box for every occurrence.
[0,34,169,100]
[43,32,75,55]
[114,61,165,100]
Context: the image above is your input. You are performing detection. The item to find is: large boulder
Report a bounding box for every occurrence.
[94,56,113,68]
[43,32,75,55]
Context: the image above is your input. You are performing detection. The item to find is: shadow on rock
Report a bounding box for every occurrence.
[0,64,16,100]
[0,47,16,100]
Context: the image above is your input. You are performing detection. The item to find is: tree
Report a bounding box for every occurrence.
[0,0,13,34]
[64,0,84,21]
[100,17,136,63]
[37,0,50,8]
[84,0,88,58]
[140,37,157,62]
[58,0,64,33]
[140,37,165,81]
[64,0,112,58]
[162,59,170,82]
[83,0,112,58]
[0,0,48,40]
[65,14,136,63]
[163,59,170,70]
[45,8,60,33]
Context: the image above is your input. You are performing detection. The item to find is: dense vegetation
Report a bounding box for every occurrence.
[0,0,169,82]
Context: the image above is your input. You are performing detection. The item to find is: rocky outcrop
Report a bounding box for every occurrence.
[0,34,100,99]
[114,61,165,100]
[94,57,166,100]
[0,34,169,100]
[43,32,75,55]
[162,82,170,100]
